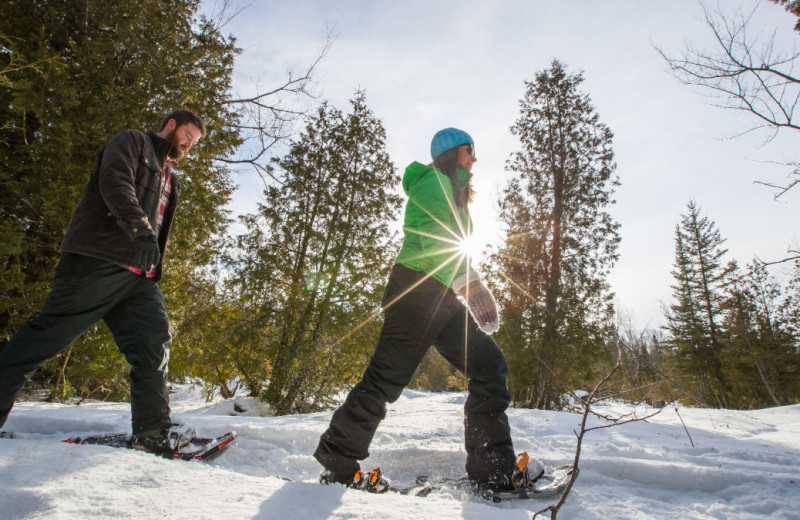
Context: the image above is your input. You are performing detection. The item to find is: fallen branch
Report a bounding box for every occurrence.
[533,342,665,520]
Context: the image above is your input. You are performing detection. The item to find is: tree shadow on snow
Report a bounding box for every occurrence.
[253,479,346,520]
[0,487,51,519]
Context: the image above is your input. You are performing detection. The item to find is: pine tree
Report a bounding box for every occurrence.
[224,92,402,415]
[485,60,620,410]
[664,201,737,407]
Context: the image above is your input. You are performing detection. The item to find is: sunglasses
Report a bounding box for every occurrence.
[462,144,476,159]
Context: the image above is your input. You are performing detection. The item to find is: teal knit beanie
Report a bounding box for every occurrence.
[431,127,474,160]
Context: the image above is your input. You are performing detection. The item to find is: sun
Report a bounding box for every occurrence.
[458,235,481,260]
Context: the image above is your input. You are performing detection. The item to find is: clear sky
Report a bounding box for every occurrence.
[207,0,799,330]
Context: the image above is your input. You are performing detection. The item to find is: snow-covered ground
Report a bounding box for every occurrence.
[2,386,798,520]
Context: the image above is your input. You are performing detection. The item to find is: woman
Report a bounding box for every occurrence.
[313,128,540,492]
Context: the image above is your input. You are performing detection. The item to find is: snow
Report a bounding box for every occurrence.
[2,387,799,520]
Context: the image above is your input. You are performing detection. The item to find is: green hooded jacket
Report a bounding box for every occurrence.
[395,161,479,291]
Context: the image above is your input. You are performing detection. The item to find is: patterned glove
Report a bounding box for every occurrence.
[460,281,500,334]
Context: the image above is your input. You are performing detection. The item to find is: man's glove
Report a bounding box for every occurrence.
[135,235,161,271]
[459,281,500,334]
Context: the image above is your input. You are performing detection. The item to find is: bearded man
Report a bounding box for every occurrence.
[0,110,205,452]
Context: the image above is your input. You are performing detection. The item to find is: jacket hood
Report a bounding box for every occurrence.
[402,161,472,195]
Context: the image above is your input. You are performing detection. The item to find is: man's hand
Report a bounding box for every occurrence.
[459,281,500,334]
[135,235,161,271]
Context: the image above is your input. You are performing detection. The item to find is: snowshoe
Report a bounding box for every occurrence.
[64,431,236,461]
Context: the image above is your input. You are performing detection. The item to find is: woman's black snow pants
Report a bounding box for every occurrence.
[314,264,516,484]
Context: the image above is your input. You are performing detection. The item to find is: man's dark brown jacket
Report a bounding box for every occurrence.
[61,130,179,280]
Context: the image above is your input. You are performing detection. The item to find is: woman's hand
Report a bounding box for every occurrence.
[460,281,500,334]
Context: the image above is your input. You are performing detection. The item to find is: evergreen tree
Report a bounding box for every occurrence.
[612,316,675,405]
[782,257,800,339]
[0,0,240,398]
[485,60,620,410]
[664,201,737,407]
[223,92,402,415]
[770,0,800,32]
[722,262,800,407]
[410,349,468,393]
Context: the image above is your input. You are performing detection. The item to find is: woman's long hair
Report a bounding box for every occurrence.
[432,146,474,208]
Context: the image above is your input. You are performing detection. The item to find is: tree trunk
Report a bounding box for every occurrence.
[535,165,564,410]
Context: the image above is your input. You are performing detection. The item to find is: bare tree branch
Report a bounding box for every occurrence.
[754,247,800,268]
[657,3,800,137]
[753,163,800,199]
[212,26,335,186]
[201,0,254,32]
[656,2,800,198]
[534,342,666,519]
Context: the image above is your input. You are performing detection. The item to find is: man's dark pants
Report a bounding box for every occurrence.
[0,253,172,434]
[314,264,516,484]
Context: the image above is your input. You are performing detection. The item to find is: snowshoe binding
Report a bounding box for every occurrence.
[481,452,575,502]
[320,467,391,494]
[131,423,196,452]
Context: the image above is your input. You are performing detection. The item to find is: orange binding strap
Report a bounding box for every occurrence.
[516,452,530,472]
[368,468,381,485]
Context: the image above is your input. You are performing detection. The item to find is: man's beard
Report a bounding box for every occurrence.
[165,129,186,160]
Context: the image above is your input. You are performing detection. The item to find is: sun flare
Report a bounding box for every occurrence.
[458,235,481,260]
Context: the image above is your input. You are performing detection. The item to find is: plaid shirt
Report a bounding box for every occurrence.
[125,162,173,277]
